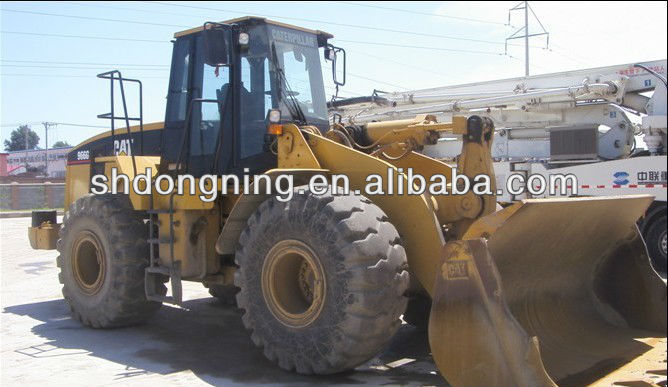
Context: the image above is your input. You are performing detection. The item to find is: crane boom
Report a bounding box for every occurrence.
[331,59,667,159]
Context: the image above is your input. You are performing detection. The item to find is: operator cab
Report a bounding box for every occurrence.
[161,17,342,177]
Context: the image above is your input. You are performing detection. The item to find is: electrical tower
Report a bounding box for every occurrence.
[506,1,549,77]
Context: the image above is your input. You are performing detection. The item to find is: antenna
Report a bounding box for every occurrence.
[506,1,549,77]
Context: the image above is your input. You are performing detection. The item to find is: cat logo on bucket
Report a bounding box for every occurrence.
[444,260,469,280]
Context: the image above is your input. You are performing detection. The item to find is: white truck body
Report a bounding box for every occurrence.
[331,59,667,268]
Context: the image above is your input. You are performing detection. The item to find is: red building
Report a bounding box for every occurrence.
[4,147,71,178]
[0,153,7,177]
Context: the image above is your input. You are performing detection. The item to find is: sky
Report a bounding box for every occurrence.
[1,1,667,149]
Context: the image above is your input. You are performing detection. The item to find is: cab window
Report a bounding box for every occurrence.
[190,63,230,157]
[239,55,274,159]
[166,38,191,123]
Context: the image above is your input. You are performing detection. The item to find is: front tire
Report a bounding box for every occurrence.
[645,214,667,272]
[234,188,409,374]
[57,194,164,328]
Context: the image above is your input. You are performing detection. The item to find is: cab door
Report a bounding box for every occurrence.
[187,35,233,177]
[161,33,234,178]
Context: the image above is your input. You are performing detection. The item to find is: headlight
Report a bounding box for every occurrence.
[238,32,250,46]
[267,109,281,123]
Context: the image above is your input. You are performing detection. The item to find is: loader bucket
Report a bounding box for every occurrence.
[429,196,667,387]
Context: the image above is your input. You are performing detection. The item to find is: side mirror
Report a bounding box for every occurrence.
[325,44,346,86]
[202,22,229,67]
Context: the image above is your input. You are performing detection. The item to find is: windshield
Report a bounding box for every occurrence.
[268,26,328,128]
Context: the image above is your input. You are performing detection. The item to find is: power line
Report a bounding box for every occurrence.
[67,0,508,28]
[1,29,503,57]
[3,5,514,47]
[0,61,370,92]
[146,1,521,47]
[321,65,408,90]
[1,65,406,91]
[2,4,536,54]
[0,73,168,79]
[1,30,170,43]
[335,39,503,55]
[1,58,402,92]
[0,122,107,129]
[24,0,516,47]
[3,4,546,52]
[546,49,592,67]
[1,8,189,28]
[61,1,207,19]
[1,6,532,94]
[345,48,456,81]
[0,33,502,95]
[347,72,409,90]
[1,34,495,91]
[1,54,481,87]
[69,0,541,51]
[337,1,510,26]
[0,73,365,97]
[548,44,595,67]
[52,122,109,129]
[1,64,170,71]
[1,59,169,67]
[0,123,35,128]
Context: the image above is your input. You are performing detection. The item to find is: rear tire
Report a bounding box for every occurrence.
[234,187,409,374]
[57,194,164,328]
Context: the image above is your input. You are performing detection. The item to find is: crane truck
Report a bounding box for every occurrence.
[330,59,667,272]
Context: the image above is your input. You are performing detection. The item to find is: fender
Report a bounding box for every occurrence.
[215,168,330,255]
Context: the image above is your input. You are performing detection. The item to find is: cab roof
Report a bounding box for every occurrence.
[173,16,334,43]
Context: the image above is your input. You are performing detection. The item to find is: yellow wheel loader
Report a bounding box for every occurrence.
[28,17,666,386]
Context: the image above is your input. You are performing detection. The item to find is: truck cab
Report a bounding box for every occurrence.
[161,17,334,177]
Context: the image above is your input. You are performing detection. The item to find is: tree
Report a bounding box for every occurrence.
[52,140,71,148]
[4,125,40,151]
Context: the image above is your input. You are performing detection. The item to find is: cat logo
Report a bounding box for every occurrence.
[113,138,133,156]
[444,260,469,280]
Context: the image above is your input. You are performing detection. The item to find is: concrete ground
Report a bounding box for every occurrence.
[0,217,443,387]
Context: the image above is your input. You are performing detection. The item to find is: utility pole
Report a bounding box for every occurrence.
[506,1,549,77]
[42,122,56,177]
[524,1,529,77]
[24,125,29,173]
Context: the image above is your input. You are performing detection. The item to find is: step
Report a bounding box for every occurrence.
[146,265,171,276]
[145,265,183,305]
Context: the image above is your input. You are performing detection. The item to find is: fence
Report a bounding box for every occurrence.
[0,183,65,210]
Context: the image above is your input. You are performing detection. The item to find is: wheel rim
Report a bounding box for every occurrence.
[660,229,667,256]
[261,239,326,328]
[71,230,106,295]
